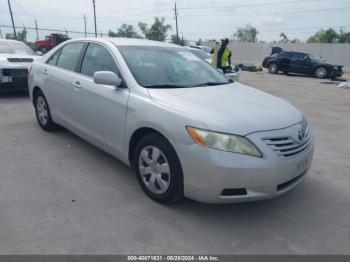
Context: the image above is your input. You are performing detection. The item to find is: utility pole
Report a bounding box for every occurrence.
[174,2,179,44]
[0,27,3,39]
[35,19,39,41]
[100,31,103,37]
[92,0,97,37]
[7,0,17,39]
[84,14,87,37]
[64,28,68,37]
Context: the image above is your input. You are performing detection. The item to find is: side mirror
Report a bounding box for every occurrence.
[217,68,224,74]
[36,51,43,56]
[93,71,122,87]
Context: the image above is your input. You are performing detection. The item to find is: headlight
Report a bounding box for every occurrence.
[186,126,262,157]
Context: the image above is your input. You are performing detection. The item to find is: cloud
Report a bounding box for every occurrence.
[259,15,285,26]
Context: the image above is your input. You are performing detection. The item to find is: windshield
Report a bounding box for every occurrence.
[118,46,230,88]
[308,53,321,61]
[188,49,211,60]
[0,41,35,55]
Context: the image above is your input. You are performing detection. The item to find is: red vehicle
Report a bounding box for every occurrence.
[35,34,69,53]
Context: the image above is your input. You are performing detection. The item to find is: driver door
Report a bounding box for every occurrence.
[70,43,129,158]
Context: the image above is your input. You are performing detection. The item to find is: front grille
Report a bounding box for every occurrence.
[262,126,312,158]
[7,58,33,63]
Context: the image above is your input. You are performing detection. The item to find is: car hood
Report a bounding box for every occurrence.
[147,82,303,135]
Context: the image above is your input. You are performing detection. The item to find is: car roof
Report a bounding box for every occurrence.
[66,37,182,48]
[282,51,306,55]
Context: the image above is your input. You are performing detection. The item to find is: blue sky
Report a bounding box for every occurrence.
[0,0,349,43]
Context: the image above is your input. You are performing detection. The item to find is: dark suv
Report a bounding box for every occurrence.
[262,51,343,79]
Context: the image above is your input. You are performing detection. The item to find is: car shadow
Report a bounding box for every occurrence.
[277,72,347,82]
[0,91,29,99]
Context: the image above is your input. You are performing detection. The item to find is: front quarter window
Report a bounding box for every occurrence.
[118,46,229,88]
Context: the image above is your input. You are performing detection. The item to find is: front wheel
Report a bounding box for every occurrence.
[134,133,183,204]
[34,91,59,131]
[268,62,279,74]
[315,66,327,79]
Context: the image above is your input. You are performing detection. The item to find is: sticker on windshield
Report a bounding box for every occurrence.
[178,51,201,61]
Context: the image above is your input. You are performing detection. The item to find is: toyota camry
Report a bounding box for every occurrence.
[28,38,314,204]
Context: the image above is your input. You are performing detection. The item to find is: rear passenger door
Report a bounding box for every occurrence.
[278,52,292,72]
[44,42,85,124]
[70,42,129,158]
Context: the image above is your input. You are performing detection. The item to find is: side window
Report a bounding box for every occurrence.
[56,43,85,71]
[279,52,289,58]
[80,43,119,77]
[295,53,304,59]
[47,50,60,66]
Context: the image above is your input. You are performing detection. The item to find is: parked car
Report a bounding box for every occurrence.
[28,38,314,204]
[262,51,343,79]
[189,45,211,54]
[186,46,212,63]
[0,39,40,93]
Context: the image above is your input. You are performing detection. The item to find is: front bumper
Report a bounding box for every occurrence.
[0,68,29,92]
[329,67,343,78]
[174,125,315,204]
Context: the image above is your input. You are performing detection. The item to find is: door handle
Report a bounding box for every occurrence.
[42,69,48,75]
[73,81,82,89]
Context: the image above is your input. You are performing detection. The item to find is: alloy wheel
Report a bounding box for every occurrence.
[269,63,278,73]
[316,67,327,78]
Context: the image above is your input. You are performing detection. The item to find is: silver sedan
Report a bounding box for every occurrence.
[28,38,314,204]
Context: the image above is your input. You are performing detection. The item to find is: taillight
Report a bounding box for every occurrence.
[28,65,32,74]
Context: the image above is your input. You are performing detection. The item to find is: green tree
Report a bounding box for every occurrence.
[233,24,259,42]
[138,17,172,42]
[5,28,27,42]
[170,34,188,46]
[109,24,141,38]
[307,28,339,43]
[17,28,27,42]
[279,32,301,44]
[338,28,350,43]
[279,32,289,43]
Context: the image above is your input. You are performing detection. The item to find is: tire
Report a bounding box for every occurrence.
[268,62,279,74]
[40,47,48,54]
[133,133,183,204]
[315,66,327,79]
[34,90,59,131]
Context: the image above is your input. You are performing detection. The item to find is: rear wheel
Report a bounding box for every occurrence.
[134,133,183,204]
[34,90,59,131]
[268,62,279,74]
[315,66,327,79]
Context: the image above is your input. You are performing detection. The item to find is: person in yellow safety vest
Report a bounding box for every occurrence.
[211,38,232,73]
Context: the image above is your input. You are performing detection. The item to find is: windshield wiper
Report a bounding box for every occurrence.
[193,82,230,87]
[144,84,189,89]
